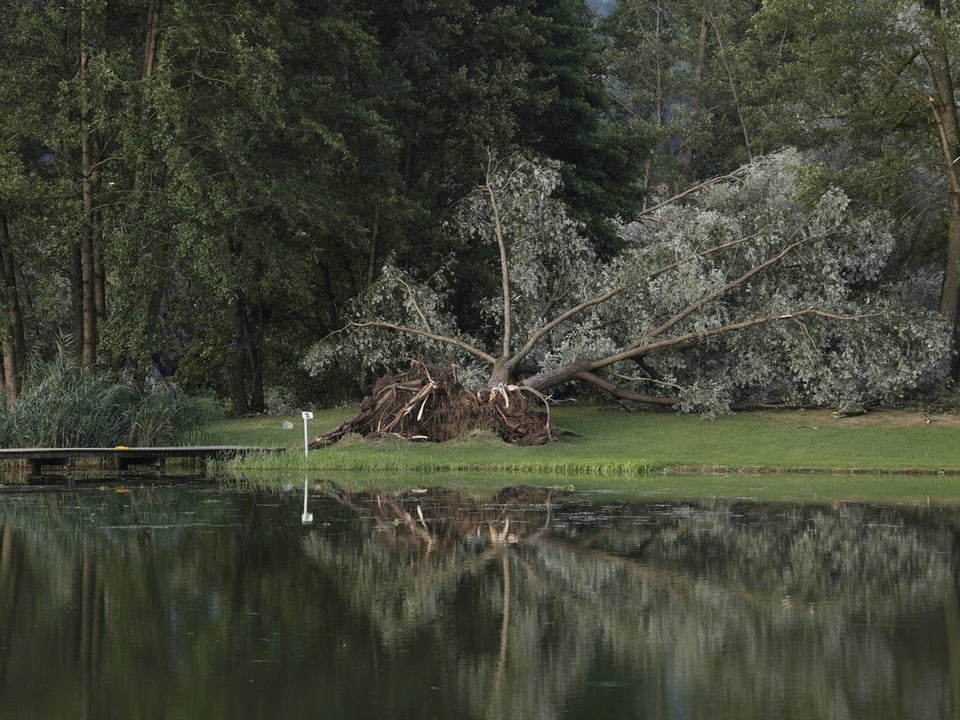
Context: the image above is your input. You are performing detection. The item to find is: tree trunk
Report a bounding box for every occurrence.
[71,243,84,354]
[321,262,339,330]
[224,234,266,415]
[942,191,960,375]
[246,290,266,413]
[142,0,162,79]
[923,0,960,377]
[367,205,380,290]
[140,0,169,337]
[79,6,99,367]
[0,214,26,406]
[682,9,710,181]
[230,291,250,416]
[519,360,593,393]
[54,27,86,363]
[230,291,265,415]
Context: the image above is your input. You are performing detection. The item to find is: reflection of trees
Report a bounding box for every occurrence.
[0,522,25,687]
[0,485,958,718]
[74,549,104,720]
[0,487,317,718]
[946,531,960,720]
[306,488,960,719]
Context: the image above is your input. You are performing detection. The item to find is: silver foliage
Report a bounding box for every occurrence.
[304,150,949,412]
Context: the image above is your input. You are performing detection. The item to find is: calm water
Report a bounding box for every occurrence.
[0,480,957,719]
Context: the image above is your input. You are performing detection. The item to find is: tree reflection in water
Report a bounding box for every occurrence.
[0,483,956,719]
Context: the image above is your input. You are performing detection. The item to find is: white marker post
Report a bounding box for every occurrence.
[302,410,314,458]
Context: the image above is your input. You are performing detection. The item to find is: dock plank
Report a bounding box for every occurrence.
[0,446,283,475]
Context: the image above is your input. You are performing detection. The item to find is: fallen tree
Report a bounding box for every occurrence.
[306,150,949,442]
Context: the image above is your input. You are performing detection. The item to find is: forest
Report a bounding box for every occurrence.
[1,0,958,419]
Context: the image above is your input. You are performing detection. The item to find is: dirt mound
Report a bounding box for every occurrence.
[313,362,555,446]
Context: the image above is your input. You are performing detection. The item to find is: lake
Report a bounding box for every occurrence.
[0,479,957,719]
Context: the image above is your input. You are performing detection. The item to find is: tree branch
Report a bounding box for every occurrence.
[637,170,748,218]
[484,153,512,360]
[508,286,625,373]
[507,228,771,373]
[396,275,434,332]
[630,225,812,350]
[593,307,879,370]
[710,13,752,162]
[350,320,497,365]
[574,371,679,406]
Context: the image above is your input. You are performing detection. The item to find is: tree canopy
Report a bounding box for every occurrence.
[0,0,956,421]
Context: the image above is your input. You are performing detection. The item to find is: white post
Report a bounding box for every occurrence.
[301,410,313,458]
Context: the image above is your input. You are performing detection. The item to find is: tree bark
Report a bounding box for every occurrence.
[231,293,265,415]
[485,158,513,362]
[225,233,250,416]
[79,5,99,366]
[224,235,266,415]
[682,9,710,181]
[230,290,250,417]
[922,0,960,376]
[518,359,593,393]
[366,205,380,290]
[53,25,87,363]
[0,214,26,405]
[140,0,169,332]
[246,290,266,413]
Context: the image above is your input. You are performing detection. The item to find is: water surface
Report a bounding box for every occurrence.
[0,480,957,719]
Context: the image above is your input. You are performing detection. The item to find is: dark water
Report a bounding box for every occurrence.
[0,480,958,719]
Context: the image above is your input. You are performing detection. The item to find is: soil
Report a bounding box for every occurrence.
[312,362,555,447]
[810,407,960,428]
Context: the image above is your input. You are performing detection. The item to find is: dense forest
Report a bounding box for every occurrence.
[1,0,958,417]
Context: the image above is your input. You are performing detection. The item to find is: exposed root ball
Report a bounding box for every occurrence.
[313,362,555,446]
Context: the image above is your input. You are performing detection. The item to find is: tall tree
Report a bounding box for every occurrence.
[0,0,658,410]
[47,0,132,366]
[0,213,26,404]
[367,0,643,259]
[749,0,960,374]
[0,2,98,386]
[0,0,152,371]
[519,0,646,246]
[139,0,290,414]
[601,0,756,203]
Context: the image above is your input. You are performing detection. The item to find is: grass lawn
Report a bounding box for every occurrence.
[199,404,960,502]
[206,403,960,477]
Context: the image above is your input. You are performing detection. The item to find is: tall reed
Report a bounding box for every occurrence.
[0,349,220,447]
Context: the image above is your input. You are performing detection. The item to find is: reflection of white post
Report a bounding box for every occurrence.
[302,410,313,458]
[302,477,313,525]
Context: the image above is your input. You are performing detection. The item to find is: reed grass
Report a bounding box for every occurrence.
[0,349,220,448]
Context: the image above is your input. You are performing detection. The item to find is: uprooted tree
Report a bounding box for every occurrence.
[306,150,949,444]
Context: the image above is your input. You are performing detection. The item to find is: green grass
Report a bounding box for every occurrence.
[206,403,960,476]
[201,404,960,503]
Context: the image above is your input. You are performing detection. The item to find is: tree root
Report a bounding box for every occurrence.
[313,361,555,446]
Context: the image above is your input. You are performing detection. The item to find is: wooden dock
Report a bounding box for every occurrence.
[0,446,283,476]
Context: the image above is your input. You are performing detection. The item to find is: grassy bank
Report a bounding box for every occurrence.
[207,403,960,478]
